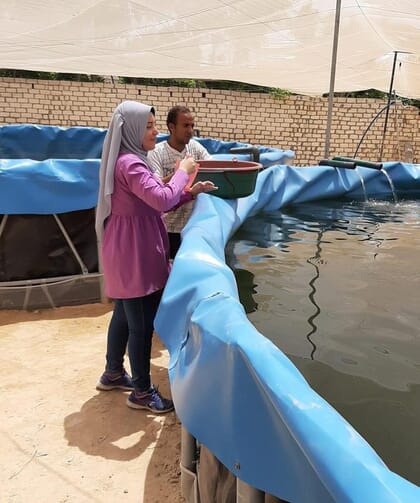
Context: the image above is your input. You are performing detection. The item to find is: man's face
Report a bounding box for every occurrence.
[169,112,195,146]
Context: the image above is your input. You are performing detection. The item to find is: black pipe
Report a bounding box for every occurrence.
[319,159,356,169]
[333,156,383,170]
[229,146,260,163]
[353,100,396,159]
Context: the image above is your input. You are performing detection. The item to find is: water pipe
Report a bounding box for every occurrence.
[353,100,396,158]
[319,159,356,169]
[333,156,383,170]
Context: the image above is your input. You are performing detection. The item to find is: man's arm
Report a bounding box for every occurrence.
[190,139,212,160]
[148,142,179,181]
[147,149,164,177]
[161,173,173,183]
[199,145,212,160]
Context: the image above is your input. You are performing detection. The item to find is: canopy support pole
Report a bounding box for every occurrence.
[378,51,399,162]
[324,0,342,159]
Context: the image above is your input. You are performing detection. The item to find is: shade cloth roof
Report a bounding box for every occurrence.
[1,1,419,98]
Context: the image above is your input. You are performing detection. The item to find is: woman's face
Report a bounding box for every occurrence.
[142,113,159,151]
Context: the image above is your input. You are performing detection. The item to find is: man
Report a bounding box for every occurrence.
[148,105,212,257]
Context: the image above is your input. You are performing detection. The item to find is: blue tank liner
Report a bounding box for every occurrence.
[154,163,420,503]
[0,124,107,160]
[0,125,293,214]
[0,124,293,166]
[155,133,295,167]
[191,136,295,167]
[0,158,101,214]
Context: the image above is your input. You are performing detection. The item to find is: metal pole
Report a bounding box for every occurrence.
[180,426,197,501]
[236,478,265,503]
[53,214,89,274]
[0,215,8,240]
[0,273,102,288]
[180,426,197,473]
[378,51,398,162]
[324,0,342,159]
[94,207,108,303]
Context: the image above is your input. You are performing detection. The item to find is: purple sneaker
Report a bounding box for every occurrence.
[127,385,174,414]
[96,369,134,391]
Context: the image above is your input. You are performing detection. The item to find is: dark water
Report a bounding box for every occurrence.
[227,198,420,486]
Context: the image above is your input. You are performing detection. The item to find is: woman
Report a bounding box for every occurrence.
[95,100,216,413]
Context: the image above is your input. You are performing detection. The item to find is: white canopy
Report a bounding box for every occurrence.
[1,1,419,98]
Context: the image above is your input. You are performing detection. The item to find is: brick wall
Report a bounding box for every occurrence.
[0,77,418,165]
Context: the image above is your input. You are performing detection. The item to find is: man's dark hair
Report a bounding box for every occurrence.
[166,105,191,128]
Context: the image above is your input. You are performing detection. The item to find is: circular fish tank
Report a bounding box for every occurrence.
[194,159,262,198]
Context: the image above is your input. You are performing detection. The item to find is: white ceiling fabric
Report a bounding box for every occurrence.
[1,1,419,97]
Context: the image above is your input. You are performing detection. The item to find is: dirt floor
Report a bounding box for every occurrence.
[0,303,184,503]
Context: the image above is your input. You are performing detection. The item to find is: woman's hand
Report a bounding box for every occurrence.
[178,156,198,175]
[190,181,218,196]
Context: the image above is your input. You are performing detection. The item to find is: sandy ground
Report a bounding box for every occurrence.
[0,303,184,503]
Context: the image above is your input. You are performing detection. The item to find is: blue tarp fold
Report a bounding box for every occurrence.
[0,158,100,213]
[155,163,420,503]
[0,125,293,214]
[0,124,106,160]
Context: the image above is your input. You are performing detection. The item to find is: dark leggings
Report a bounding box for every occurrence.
[168,232,181,259]
[105,290,162,392]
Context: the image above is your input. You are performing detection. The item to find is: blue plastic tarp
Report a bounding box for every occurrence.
[0,124,107,160]
[193,136,295,167]
[155,163,420,503]
[0,124,105,214]
[0,158,101,214]
[0,125,293,214]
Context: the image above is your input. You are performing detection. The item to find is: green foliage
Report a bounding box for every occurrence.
[269,87,292,100]
[118,76,292,96]
[328,89,387,99]
[118,77,198,87]
[1,70,418,108]
[0,69,104,82]
[323,88,420,109]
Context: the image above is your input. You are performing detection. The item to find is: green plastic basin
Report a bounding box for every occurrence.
[193,160,262,199]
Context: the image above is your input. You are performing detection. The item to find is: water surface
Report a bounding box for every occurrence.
[227,198,420,485]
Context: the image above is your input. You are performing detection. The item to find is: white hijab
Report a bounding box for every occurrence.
[95,100,154,240]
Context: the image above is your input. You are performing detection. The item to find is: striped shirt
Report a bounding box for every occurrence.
[148,139,211,232]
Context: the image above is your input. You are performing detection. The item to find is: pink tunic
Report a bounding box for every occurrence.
[101,153,192,298]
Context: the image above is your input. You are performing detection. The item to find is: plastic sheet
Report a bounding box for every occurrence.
[0,124,106,160]
[0,158,101,214]
[0,125,294,214]
[1,1,419,98]
[192,136,295,167]
[155,163,420,502]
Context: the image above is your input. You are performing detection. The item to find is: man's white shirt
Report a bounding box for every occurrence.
[148,139,211,232]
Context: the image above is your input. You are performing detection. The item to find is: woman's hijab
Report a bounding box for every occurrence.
[95,100,154,240]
